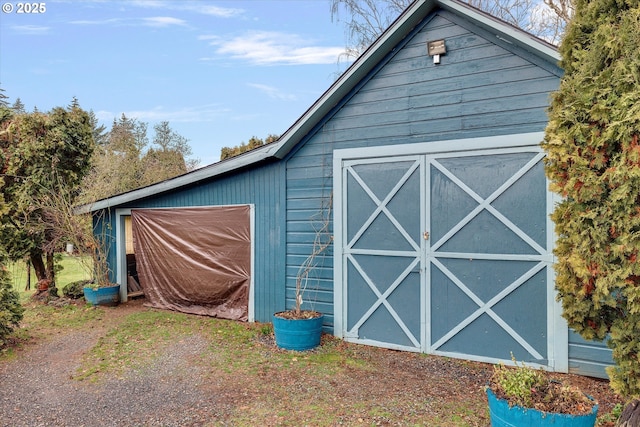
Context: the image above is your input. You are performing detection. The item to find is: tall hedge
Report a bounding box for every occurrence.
[543,0,640,396]
[0,262,23,346]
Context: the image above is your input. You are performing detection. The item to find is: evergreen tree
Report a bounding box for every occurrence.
[0,252,24,346]
[0,105,95,286]
[0,86,8,108]
[68,96,80,109]
[220,134,279,160]
[88,110,108,146]
[11,98,25,114]
[80,116,197,203]
[543,0,640,397]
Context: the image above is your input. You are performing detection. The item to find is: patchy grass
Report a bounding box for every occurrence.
[0,300,103,361]
[74,310,201,381]
[2,301,624,426]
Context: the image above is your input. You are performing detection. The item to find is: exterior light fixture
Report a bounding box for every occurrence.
[428,39,446,64]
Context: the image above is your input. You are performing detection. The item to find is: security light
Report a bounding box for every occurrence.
[428,39,446,64]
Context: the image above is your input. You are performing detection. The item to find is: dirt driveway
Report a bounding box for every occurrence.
[0,299,623,426]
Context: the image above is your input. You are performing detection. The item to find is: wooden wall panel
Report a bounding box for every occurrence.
[284,10,560,332]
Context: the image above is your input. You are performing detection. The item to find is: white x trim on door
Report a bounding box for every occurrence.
[333,133,568,371]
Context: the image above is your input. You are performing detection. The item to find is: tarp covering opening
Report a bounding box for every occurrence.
[131,205,251,321]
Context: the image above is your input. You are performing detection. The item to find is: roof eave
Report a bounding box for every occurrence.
[76,145,274,214]
[79,0,560,215]
[270,0,559,159]
[270,0,434,159]
[438,0,560,63]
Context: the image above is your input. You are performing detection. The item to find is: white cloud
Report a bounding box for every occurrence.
[142,16,188,27]
[69,18,122,25]
[10,25,50,35]
[69,16,187,28]
[205,31,347,66]
[130,0,244,18]
[247,83,297,101]
[95,104,230,124]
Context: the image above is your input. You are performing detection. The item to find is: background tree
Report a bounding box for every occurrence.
[330,0,572,59]
[80,116,198,203]
[220,134,279,160]
[141,121,199,184]
[0,86,8,108]
[543,0,640,398]
[11,98,25,115]
[80,114,148,202]
[0,104,94,287]
[88,110,108,146]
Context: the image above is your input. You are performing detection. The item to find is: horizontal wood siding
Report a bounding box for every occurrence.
[102,161,285,322]
[568,330,613,379]
[285,9,560,333]
[286,147,334,328]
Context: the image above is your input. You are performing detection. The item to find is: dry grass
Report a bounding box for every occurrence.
[1,298,625,426]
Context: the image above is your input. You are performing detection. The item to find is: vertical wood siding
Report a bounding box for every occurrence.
[100,161,286,323]
[284,9,561,332]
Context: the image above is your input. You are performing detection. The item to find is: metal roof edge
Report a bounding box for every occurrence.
[271,0,559,159]
[76,145,274,213]
[438,0,560,63]
[78,0,561,215]
[271,0,434,159]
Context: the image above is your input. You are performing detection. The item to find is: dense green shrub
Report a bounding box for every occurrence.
[63,279,93,299]
[0,266,24,346]
[543,0,640,397]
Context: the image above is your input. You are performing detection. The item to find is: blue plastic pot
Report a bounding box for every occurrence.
[83,284,120,306]
[272,312,324,351]
[487,388,598,427]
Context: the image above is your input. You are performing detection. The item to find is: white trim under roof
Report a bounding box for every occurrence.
[438,0,560,63]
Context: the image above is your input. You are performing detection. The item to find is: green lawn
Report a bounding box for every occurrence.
[8,253,92,293]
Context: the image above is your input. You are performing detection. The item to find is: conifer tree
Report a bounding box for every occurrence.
[0,86,8,108]
[543,0,640,397]
[11,98,25,114]
[0,252,23,346]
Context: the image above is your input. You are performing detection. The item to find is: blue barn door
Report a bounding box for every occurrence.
[336,140,554,366]
[427,150,549,364]
[340,156,424,351]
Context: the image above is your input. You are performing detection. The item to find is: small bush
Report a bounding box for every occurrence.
[490,358,546,408]
[63,279,93,299]
[489,356,595,415]
[0,267,24,346]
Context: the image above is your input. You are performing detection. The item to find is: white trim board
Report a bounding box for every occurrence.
[334,132,545,162]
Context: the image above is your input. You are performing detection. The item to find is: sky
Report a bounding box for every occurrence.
[0,0,354,166]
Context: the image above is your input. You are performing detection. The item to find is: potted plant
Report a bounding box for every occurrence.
[486,355,598,427]
[77,213,120,306]
[272,195,332,351]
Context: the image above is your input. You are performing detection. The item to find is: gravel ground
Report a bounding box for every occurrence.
[0,299,625,427]
[0,304,222,427]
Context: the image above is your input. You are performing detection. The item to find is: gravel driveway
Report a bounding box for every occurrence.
[0,299,624,427]
[0,304,221,427]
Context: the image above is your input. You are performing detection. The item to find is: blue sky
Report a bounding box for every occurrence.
[0,0,354,166]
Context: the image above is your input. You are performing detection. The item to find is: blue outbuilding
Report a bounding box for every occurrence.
[81,0,612,378]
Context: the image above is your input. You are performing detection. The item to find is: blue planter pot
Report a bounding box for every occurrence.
[272,312,324,351]
[487,388,598,427]
[83,285,120,306]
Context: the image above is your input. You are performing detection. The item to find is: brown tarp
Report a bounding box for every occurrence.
[131,206,251,321]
